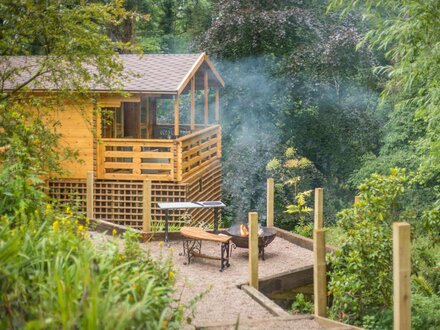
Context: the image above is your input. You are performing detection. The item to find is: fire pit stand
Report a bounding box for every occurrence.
[226,224,277,261]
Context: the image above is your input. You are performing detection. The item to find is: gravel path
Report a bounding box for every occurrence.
[89,232,321,329]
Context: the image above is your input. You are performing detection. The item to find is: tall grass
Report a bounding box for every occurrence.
[0,206,184,329]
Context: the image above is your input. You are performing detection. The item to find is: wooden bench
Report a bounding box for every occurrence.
[180,226,232,272]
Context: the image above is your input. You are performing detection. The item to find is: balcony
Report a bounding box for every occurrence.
[96,125,221,182]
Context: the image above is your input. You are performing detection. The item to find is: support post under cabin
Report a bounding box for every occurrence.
[313,188,326,317]
[86,171,94,220]
[249,212,259,289]
[142,180,152,232]
[393,222,411,330]
[267,178,274,227]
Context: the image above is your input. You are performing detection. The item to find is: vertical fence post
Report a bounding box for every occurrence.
[314,188,324,229]
[354,195,360,204]
[393,222,411,330]
[86,171,94,220]
[249,212,259,289]
[267,178,274,228]
[142,180,152,232]
[313,188,326,317]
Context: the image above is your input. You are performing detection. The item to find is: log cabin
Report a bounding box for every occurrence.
[4,53,224,230]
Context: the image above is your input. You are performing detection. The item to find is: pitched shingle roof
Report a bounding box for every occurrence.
[1,53,217,93]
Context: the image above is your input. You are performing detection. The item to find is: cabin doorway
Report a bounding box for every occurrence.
[101,98,156,139]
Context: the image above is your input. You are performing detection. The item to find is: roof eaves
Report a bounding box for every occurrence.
[204,55,225,87]
[176,52,206,95]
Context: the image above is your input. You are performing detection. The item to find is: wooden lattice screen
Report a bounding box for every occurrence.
[94,181,144,229]
[48,160,221,231]
[48,179,87,214]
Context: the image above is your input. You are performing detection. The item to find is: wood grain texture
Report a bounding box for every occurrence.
[267,178,274,227]
[142,180,152,232]
[314,188,324,229]
[313,228,327,317]
[249,212,259,289]
[55,103,94,178]
[204,70,209,125]
[393,222,411,330]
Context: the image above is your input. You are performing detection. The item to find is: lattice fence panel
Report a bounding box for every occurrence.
[186,161,222,228]
[94,181,144,229]
[151,182,188,231]
[48,179,87,214]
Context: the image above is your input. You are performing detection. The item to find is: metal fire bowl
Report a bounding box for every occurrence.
[226,223,277,249]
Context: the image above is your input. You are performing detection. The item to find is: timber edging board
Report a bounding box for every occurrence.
[258,264,314,296]
[194,315,314,329]
[241,284,290,317]
[274,227,337,253]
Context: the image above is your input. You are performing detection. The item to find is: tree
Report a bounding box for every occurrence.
[328,0,440,202]
[0,0,130,177]
[198,0,384,221]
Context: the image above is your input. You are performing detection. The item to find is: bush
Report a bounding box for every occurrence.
[291,293,313,314]
[412,293,440,330]
[327,168,407,325]
[0,204,183,329]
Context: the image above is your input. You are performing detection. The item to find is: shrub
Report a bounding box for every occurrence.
[412,293,440,330]
[266,147,321,230]
[0,204,183,329]
[291,293,313,314]
[327,168,407,325]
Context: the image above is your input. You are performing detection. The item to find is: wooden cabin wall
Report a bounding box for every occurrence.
[54,102,95,179]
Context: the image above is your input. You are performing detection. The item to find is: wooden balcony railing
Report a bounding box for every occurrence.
[177,125,221,181]
[97,139,175,181]
[97,125,221,182]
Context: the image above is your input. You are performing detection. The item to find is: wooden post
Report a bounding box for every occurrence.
[142,180,152,232]
[393,222,411,330]
[174,95,179,137]
[204,70,209,126]
[215,88,220,122]
[249,212,259,289]
[267,178,274,228]
[354,195,360,204]
[314,188,324,229]
[86,171,94,220]
[190,78,195,131]
[313,187,326,317]
[313,229,327,317]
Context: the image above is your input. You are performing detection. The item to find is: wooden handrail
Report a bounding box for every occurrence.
[101,138,172,144]
[176,124,220,142]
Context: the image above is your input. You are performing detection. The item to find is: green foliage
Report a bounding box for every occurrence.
[412,293,440,330]
[266,147,322,230]
[328,0,440,205]
[0,0,133,180]
[0,196,183,329]
[285,190,314,238]
[361,309,392,330]
[291,293,313,315]
[327,169,407,325]
[199,1,385,222]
